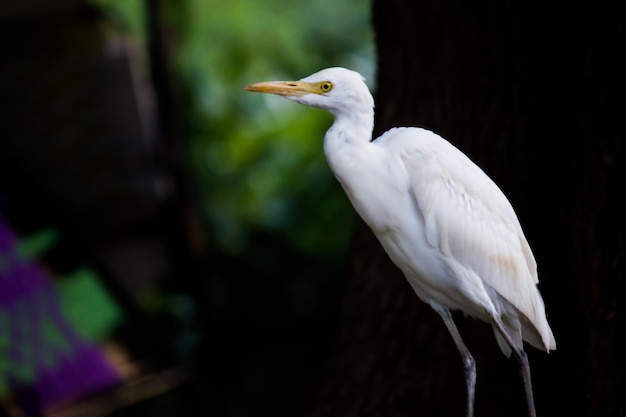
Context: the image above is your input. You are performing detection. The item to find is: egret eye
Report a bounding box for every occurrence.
[320,82,333,93]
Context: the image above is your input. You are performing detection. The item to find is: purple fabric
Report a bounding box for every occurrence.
[0,218,119,406]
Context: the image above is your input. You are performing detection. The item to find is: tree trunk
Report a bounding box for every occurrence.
[306,1,625,416]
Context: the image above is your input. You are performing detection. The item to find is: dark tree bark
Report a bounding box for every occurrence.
[306,1,624,416]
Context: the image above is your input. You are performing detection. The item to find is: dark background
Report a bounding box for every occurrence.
[1,0,624,416]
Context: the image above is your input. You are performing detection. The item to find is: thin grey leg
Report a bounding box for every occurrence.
[490,315,537,417]
[437,308,476,417]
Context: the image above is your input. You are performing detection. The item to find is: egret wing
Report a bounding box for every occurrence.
[380,127,554,351]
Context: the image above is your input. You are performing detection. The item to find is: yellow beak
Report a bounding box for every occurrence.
[243,80,318,97]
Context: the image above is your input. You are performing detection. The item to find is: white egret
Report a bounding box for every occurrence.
[244,67,555,417]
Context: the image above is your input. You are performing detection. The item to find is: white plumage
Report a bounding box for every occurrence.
[245,67,555,417]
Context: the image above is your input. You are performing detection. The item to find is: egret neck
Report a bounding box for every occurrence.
[322,90,375,185]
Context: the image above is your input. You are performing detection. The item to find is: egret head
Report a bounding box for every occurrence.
[244,67,374,118]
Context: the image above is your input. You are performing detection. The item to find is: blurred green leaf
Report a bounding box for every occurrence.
[93,2,374,414]
[57,268,124,341]
[174,0,374,255]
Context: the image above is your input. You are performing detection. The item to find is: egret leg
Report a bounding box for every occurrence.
[490,316,537,417]
[436,308,476,417]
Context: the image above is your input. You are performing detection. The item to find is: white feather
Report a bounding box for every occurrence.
[244,65,556,380]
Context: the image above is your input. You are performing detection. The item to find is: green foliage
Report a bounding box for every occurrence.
[91,2,374,415]
[92,0,375,255]
[170,3,374,415]
[173,0,374,254]
[57,268,124,341]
